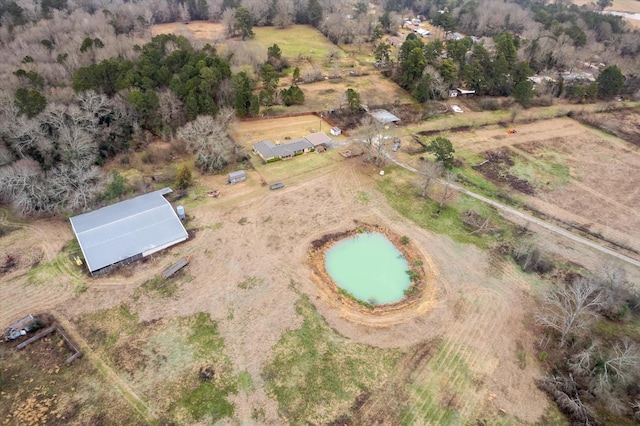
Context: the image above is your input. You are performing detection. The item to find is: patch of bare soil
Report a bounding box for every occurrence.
[472,148,536,195]
[152,21,226,45]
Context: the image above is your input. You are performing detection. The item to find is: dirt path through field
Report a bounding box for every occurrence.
[52,312,155,423]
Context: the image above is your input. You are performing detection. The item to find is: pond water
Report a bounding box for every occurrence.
[325,232,411,305]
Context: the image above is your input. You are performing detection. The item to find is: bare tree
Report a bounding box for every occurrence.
[536,277,605,347]
[48,161,104,212]
[593,340,640,391]
[537,373,596,425]
[439,170,457,209]
[176,109,240,172]
[221,8,236,37]
[272,0,295,28]
[419,160,444,198]
[321,13,352,44]
[0,144,13,167]
[158,88,186,131]
[244,0,271,26]
[354,116,385,166]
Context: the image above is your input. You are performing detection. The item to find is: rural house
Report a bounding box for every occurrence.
[253,138,314,162]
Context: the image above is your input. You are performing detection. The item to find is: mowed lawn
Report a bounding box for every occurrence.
[252,25,341,62]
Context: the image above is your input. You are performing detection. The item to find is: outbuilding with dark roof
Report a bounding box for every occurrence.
[69,188,188,276]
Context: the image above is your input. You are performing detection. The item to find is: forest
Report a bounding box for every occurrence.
[0,0,637,215]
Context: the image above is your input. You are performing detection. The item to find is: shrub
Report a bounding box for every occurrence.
[141,151,156,164]
[479,98,500,111]
[532,95,553,107]
[175,164,193,190]
[400,236,410,245]
[405,270,419,281]
[102,171,129,202]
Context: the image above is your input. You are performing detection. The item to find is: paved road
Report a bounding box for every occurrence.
[384,153,640,269]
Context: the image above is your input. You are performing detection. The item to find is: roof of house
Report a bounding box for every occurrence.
[253,138,314,159]
[305,132,332,146]
[369,109,401,124]
[69,189,188,274]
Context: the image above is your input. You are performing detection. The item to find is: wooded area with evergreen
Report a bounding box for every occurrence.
[0,0,637,216]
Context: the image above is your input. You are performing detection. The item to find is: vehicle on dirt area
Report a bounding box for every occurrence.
[3,314,42,341]
[269,182,284,190]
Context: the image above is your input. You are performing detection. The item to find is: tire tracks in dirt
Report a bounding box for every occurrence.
[52,311,155,424]
[402,289,505,424]
[570,180,640,218]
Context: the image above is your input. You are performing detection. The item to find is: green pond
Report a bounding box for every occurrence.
[325,232,411,305]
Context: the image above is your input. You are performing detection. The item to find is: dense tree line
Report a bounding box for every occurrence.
[535,264,640,425]
[392,32,535,105]
[72,34,232,129]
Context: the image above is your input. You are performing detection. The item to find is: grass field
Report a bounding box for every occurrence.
[76,306,239,424]
[263,295,402,424]
[252,25,341,62]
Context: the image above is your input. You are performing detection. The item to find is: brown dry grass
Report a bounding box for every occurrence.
[151,22,415,114]
[443,117,640,256]
[152,21,227,44]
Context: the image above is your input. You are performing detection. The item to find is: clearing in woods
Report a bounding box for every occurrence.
[151,22,414,112]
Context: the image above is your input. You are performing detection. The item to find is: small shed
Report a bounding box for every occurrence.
[330,127,341,136]
[228,170,247,184]
[456,88,476,96]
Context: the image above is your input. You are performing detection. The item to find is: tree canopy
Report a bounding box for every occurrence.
[597,65,624,99]
[426,137,455,170]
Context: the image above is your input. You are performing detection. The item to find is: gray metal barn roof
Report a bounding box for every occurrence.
[369,109,401,124]
[70,188,188,274]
